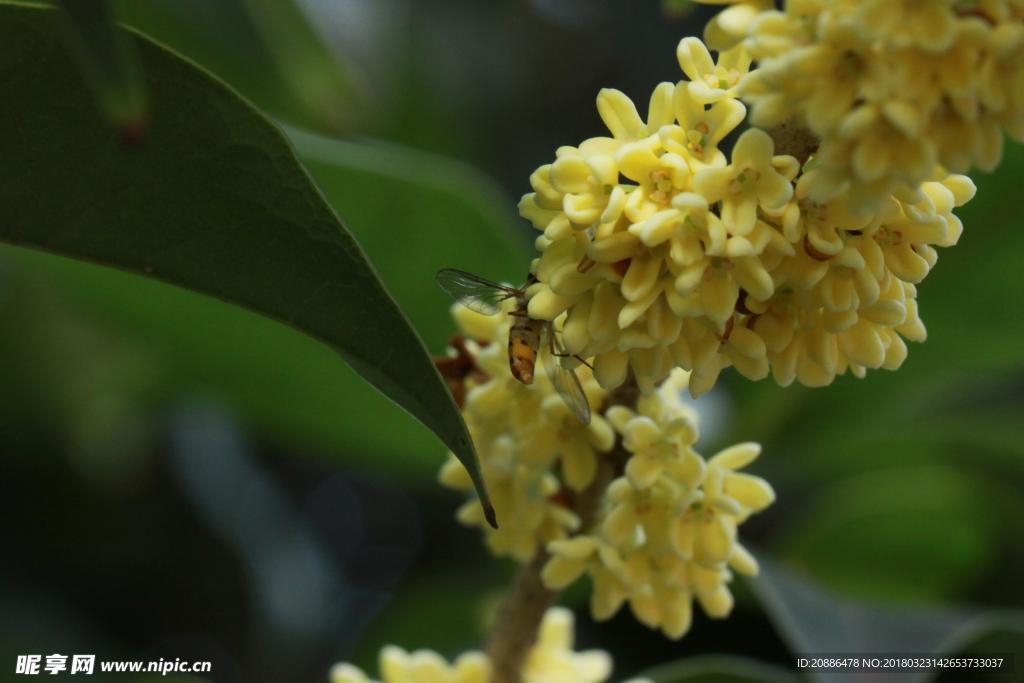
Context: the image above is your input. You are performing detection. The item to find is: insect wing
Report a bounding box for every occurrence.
[436,268,519,316]
[544,328,592,425]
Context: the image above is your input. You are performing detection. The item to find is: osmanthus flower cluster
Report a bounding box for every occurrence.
[520,34,977,396]
[439,303,614,561]
[437,304,774,639]
[330,4,1016,680]
[702,0,1024,208]
[541,372,774,639]
[329,608,651,683]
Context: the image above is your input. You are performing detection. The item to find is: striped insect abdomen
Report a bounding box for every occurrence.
[508,294,542,385]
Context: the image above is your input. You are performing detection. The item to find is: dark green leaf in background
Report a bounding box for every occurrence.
[775,464,997,602]
[640,654,798,683]
[0,3,496,523]
[749,558,1024,683]
[111,0,361,135]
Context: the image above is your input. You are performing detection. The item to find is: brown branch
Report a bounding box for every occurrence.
[485,550,557,683]
[484,377,637,683]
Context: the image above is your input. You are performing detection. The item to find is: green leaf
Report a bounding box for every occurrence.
[640,654,798,683]
[0,125,530,479]
[285,127,532,348]
[0,3,495,524]
[236,0,362,131]
[774,465,998,603]
[749,557,1024,683]
[111,0,360,134]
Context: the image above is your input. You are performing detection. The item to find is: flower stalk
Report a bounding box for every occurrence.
[485,377,635,683]
[485,550,557,683]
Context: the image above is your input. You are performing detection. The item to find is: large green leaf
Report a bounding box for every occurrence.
[0,3,495,523]
[0,128,529,479]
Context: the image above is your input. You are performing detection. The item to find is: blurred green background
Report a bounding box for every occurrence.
[2,1,1023,682]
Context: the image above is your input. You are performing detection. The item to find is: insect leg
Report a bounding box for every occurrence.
[573,354,594,370]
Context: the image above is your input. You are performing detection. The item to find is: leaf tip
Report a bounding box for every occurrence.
[483,501,498,529]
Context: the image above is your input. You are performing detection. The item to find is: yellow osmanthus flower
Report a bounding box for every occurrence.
[691,127,794,235]
[330,649,489,683]
[676,37,752,104]
[698,0,774,51]
[520,34,976,396]
[328,608,651,683]
[439,304,614,561]
[541,370,773,639]
[703,0,1024,208]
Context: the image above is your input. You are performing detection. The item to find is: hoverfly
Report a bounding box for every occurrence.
[436,268,592,425]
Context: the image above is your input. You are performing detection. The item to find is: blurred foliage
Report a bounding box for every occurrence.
[776,465,997,602]
[1,0,1022,682]
[53,0,147,132]
[748,559,1024,683]
[661,0,697,19]
[640,655,798,683]
[111,0,361,134]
